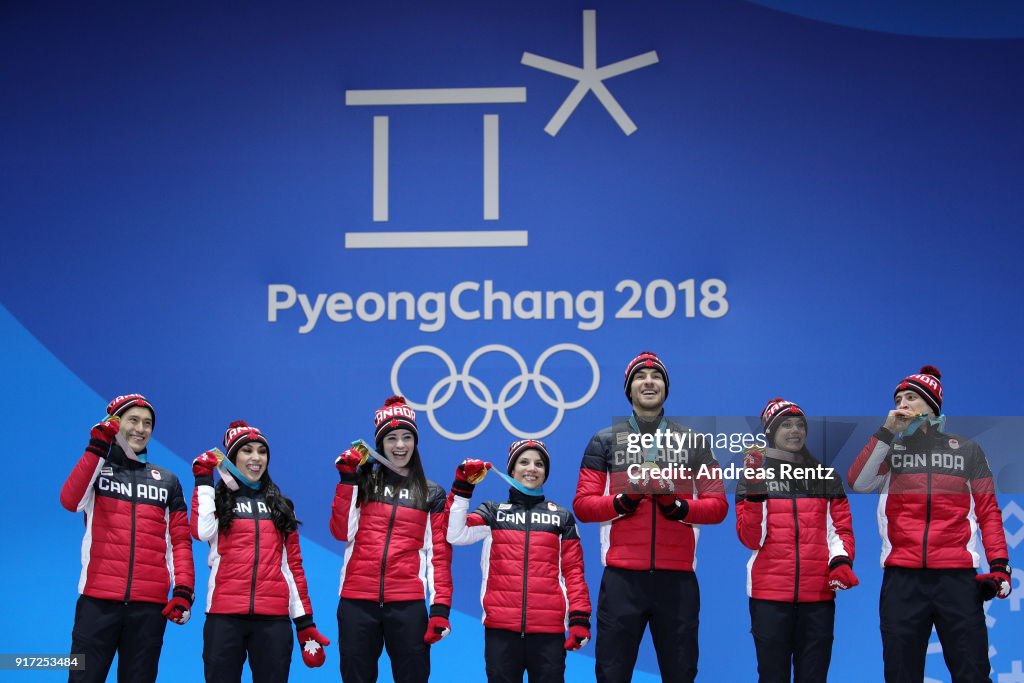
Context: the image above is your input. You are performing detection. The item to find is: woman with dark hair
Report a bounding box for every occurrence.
[447,439,591,683]
[736,399,857,683]
[191,420,330,682]
[330,396,453,683]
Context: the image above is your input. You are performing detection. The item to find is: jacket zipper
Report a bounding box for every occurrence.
[791,497,800,603]
[649,500,657,571]
[124,467,138,602]
[380,501,399,607]
[922,469,932,568]
[521,512,531,637]
[250,509,261,615]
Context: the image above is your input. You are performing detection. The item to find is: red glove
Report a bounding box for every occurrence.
[977,562,1012,600]
[86,417,120,457]
[297,624,331,667]
[192,450,219,478]
[742,447,768,498]
[827,562,859,591]
[335,448,367,475]
[455,459,491,484]
[161,587,193,625]
[564,624,591,651]
[423,616,451,644]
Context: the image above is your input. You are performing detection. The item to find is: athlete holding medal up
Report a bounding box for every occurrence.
[446,439,591,683]
[191,420,329,682]
[330,396,453,683]
[60,394,194,683]
[736,398,856,682]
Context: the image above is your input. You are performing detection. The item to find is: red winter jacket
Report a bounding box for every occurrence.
[848,427,1008,570]
[736,451,854,602]
[447,488,591,634]
[574,415,728,571]
[330,469,452,617]
[60,445,194,604]
[191,477,314,619]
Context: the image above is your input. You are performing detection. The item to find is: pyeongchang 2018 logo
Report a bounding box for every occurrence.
[265,10,729,437]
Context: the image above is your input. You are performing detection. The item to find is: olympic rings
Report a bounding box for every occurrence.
[390,343,600,441]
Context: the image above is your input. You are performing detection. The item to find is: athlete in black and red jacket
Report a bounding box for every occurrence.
[59,394,194,683]
[191,420,329,682]
[847,366,1012,682]
[447,440,591,683]
[573,352,728,683]
[736,398,857,682]
[330,396,453,683]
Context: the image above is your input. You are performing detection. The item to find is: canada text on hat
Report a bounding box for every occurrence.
[894,365,943,415]
[223,420,270,462]
[106,394,156,425]
[760,398,805,435]
[374,396,418,443]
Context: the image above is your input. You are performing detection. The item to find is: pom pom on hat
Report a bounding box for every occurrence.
[223,420,270,462]
[374,396,418,445]
[760,398,805,442]
[894,366,943,415]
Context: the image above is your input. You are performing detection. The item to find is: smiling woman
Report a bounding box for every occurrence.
[329,396,453,683]
[190,421,330,682]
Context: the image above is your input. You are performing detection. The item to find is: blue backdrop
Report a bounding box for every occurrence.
[2,1,1022,680]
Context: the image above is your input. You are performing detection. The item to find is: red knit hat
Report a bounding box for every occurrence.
[106,393,155,426]
[374,396,418,446]
[760,398,805,436]
[223,420,270,463]
[624,351,669,401]
[506,439,551,483]
[894,365,943,415]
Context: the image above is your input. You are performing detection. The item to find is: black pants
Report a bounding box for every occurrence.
[595,566,700,683]
[749,598,835,683]
[203,613,293,683]
[68,595,167,683]
[880,567,990,683]
[484,628,565,683]
[338,598,429,683]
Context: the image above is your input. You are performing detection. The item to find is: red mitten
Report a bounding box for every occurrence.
[86,417,120,458]
[192,450,219,479]
[827,562,859,591]
[742,447,767,499]
[335,448,367,476]
[297,624,331,667]
[161,587,194,625]
[456,459,491,484]
[563,624,591,651]
[976,562,1012,600]
[423,616,451,644]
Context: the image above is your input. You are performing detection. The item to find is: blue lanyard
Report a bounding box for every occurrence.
[898,414,947,440]
[220,457,262,490]
[490,467,544,497]
[629,416,668,463]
